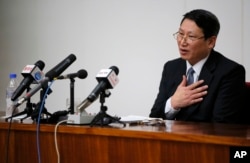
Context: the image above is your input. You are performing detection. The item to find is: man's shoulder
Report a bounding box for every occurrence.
[208,50,245,73]
[165,58,185,66]
[210,50,242,66]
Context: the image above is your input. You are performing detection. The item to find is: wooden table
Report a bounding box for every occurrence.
[0,115,250,163]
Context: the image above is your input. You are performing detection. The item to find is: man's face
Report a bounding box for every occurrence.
[176,19,216,65]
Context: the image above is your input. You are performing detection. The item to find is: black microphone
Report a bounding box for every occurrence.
[45,54,77,80]
[11,60,45,101]
[77,66,119,111]
[56,69,88,80]
[16,54,77,106]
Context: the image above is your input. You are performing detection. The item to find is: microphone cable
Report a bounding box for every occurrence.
[54,119,73,163]
[4,99,20,163]
[36,80,54,163]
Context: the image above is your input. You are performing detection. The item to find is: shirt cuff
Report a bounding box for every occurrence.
[165,98,181,119]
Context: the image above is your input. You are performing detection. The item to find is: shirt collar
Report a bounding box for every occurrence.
[186,55,209,76]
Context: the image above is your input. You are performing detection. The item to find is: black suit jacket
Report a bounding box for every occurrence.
[150,50,247,124]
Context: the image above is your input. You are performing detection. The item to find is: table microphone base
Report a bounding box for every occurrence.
[67,110,95,125]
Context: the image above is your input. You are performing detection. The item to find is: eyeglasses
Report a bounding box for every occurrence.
[173,32,204,43]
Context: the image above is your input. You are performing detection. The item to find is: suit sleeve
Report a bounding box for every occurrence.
[149,62,174,119]
[212,64,246,123]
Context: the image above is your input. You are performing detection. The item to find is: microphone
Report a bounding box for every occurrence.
[56,69,88,80]
[16,54,77,106]
[45,54,77,80]
[11,60,45,101]
[77,66,119,111]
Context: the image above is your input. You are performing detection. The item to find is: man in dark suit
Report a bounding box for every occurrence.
[149,9,247,124]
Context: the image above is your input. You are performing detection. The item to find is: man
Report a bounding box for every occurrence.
[149,9,246,124]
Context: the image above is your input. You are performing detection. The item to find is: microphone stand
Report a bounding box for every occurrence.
[67,78,96,125]
[5,87,35,122]
[31,88,52,123]
[69,78,75,114]
[46,78,74,123]
[90,90,125,127]
[20,97,35,122]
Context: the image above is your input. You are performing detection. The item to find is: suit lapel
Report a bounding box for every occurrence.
[170,60,186,95]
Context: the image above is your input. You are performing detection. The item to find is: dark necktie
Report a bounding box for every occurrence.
[187,67,195,85]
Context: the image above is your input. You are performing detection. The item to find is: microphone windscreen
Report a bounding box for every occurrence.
[109,66,119,75]
[78,69,88,79]
[35,60,45,70]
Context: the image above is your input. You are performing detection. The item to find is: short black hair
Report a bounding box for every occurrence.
[180,9,220,39]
